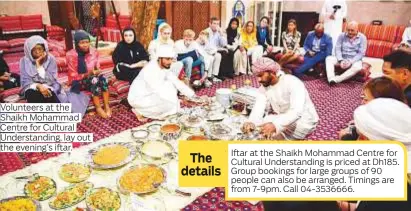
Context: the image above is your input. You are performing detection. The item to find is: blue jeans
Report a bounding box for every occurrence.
[180,56,205,79]
[294,53,327,77]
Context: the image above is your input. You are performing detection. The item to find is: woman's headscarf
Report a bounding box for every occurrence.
[22,36,53,77]
[354,98,411,142]
[21,35,58,93]
[226,18,239,45]
[112,27,147,64]
[73,30,90,74]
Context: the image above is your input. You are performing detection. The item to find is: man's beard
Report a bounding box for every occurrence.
[161,64,171,69]
[261,82,271,87]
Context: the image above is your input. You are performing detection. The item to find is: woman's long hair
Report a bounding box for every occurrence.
[287,19,298,37]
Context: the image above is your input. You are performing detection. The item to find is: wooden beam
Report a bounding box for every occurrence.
[165,1,173,26]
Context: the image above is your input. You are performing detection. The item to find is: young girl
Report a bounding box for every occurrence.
[66,30,111,119]
[147,23,184,78]
[224,18,240,77]
[278,19,303,66]
[0,51,20,91]
[256,16,273,53]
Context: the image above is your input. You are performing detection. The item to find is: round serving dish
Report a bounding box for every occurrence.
[147,124,162,133]
[138,140,176,164]
[186,135,208,141]
[0,196,41,211]
[130,129,149,143]
[117,164,167,195]
[87,142,137,170]
[160,123,182,141]
[58,162,92,183]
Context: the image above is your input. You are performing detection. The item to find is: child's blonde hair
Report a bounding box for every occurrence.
[159,23,172,33]
[199,30,209,38]
[183,29,195,38]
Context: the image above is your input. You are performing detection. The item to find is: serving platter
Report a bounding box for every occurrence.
[24,175,57,201]
[58,162,92,183]
[117,164,167,195]
[0,196,41,211]
[87,142,137,170]
[85,187,121,211]
[49,182,94,210]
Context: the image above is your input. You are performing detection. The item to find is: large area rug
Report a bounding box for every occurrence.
[0,75,363,210]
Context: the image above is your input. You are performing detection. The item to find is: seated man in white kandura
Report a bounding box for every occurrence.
[127,45,201,121]
[241,57,319,140]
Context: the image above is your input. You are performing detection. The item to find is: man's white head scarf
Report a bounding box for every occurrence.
[354,98,411,172]
[354,98,411,141]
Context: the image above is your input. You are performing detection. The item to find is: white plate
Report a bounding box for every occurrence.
[208,113,226,121]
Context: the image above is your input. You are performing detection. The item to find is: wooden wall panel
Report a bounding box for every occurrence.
[209,1,221,20]
[192,2,209,36]
[172,1,192,40]
[166,0,221,40]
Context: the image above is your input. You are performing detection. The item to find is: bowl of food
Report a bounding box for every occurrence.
[118,164,166,195]
[49,182,93,210]
[85,187,121,211]
[139,140,176,164]
[186,135,208,141]
[87,143,137,170]
[160,123,182,141]
[59,163,92,183]
[0,196,41,211]
[24,175,57,201]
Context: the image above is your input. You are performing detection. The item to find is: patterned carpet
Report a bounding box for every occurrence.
[0,75,364,210]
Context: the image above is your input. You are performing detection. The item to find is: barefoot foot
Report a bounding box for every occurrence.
[105,106,112,117]
[96,107,108,118]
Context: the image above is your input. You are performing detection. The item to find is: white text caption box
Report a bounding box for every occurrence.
[227,142,406,200]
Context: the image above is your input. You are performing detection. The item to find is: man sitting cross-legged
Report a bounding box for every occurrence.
[326,21,367,85]
[294,23,333,77]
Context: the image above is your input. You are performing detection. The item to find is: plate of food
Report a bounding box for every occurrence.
[24,175,57,201]
[49,182,94,210]
[87,143,137,170]
[118,164,166,195]
[0,196,41,211]
[85,187,121,211]
[59,163,92,183]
